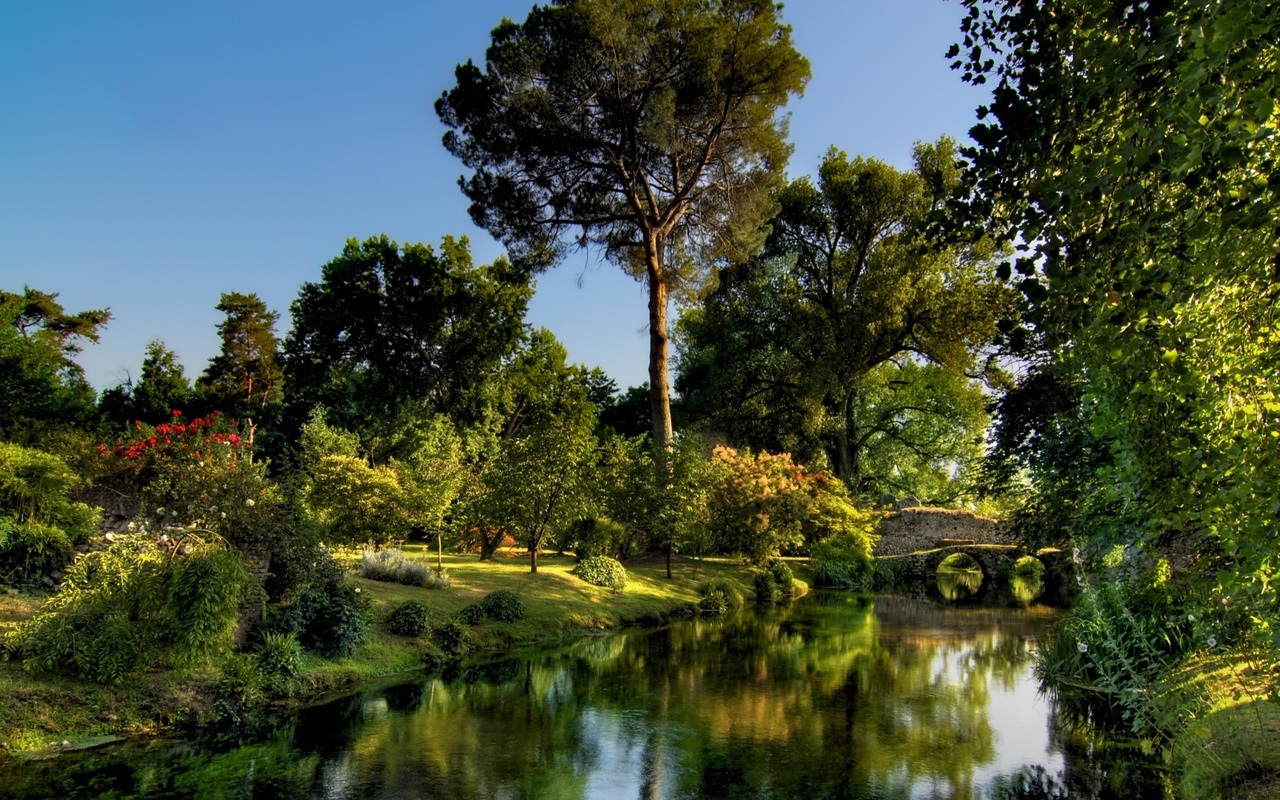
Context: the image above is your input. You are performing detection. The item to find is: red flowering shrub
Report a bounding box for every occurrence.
[97,412,280,549]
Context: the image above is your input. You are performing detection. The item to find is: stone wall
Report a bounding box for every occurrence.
[874,507,1012,556]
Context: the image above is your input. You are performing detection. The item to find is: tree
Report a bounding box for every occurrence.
[282,235,533,432]
[678,140,1013,493]
[436,0,810,459]
[122,340,193,426]
[470,414,596,573]
[198,292,283,416]
[0,287,109,445]
[950,0,1280,613]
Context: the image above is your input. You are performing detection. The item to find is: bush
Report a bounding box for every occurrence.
[294,579,369,657]
[386,600,430,637]
[565,517,628,560]
[480,589,524,622]
[753,571,781,603]
[434,620,471,656]
[572,556,627,591]
[214,652,265,725]
[255,631,302,678]
[0,519,71,584]
[697,577,744,616]
[767,558,794,590]
[455,603,485,625]
[811,534,874,591]
[359,548,450,589]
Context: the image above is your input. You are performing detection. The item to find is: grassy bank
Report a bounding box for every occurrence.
[1163,653,1280,800]
[1,550,771,753]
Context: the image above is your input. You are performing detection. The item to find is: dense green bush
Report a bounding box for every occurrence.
[572,556,627,591]
[0,520,71,584]
[480,589,524,622]
[752,571,780,603]
[810,533,874,590]
[564,517,628,560]
[697,577,744,615]
[386,600,430,637]
[214,652,265,725]
[434,620,471,656]
[255,631,302,679]
[12,534,250,683]
[455,603,485,625]
[294,579,369,657]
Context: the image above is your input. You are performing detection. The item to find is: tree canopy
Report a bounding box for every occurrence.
[679,139,1013,495]
[436,0,810,456]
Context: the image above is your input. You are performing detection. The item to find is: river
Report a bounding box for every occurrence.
[0,593,1166,799]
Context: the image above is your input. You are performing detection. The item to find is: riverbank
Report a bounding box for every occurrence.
[0,550,774,754]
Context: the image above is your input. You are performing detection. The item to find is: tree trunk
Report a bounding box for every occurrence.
[646,250,674,463]
[837,388,861,488]
[665,541,673,580]
[529,540,539,574]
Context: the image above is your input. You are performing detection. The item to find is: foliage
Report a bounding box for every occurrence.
[810,534,875,591]
[255,631,302,681]
[299,407,465,549]
[562,516,627,560]
[97,411,284,553]
[385,600,431,637]
[677,139,1012,495]
[437,0,809,454]
[707,446,809,564]
[951,0,1280,653]
[12,532,250,683]
[213,652,265,726]
[0,441,98,582]
[480,590,525,623]
[282,234,532,433]
[100,340,194,429]
[696,577,744,616]
[572,556,627,592]
[359,548,449,589]
[752,571,781,604]
[434,620,471,657]
[0,287,108,446]
[466,414,596,571]
[455,603,485,626]
[292,577,369,658]
[197,292,284,416]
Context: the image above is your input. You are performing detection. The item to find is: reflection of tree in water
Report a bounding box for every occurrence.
[1,597,1163,799]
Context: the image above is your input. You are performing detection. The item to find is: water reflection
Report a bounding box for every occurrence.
[0,596,1163,800]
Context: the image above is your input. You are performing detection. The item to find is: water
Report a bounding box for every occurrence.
[0,594,1165,799]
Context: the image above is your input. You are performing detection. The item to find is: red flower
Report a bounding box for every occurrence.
[172,409,182,417]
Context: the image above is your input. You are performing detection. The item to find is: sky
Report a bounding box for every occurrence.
[0,0,990,394]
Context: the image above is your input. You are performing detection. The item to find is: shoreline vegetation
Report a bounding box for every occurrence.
[0,550,782,756]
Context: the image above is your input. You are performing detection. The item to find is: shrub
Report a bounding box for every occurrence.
[255,631,302,679]
[0,519,71,584]
[456,603,485,625]
[811,533,874,591]
[434,620,471,656]
[565,517,628,560]
[480,589,524,622]
[359,548,450,589]
[697,577,743,615]
[294,579,369,657]
[767,558,794,591]
[214,653,265,725]
[386,600,430,637]
[753,571,781,603]
[12,533,250,684]
[572,556,627,591]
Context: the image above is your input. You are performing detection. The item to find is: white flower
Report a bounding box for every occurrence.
[1188,614,1196,622]
[245,498,256,507]
[1072,548,1082,564]
[1207,637,1217,647]
[1077,642,1089,654]
[1222,597,1230,606]
[220,512,227,519]
[1076,576,1085,586]
[156,508,165,516]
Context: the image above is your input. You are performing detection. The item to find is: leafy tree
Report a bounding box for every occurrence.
[100,340,193,428]
[469,414,596,573]
[950,0,1280,636]
[282,235,533,432]
[0,287,108,446]
[197,292,283,418]
[678,140,1012,493]
[0,441,99,583]
[436,0,810,458]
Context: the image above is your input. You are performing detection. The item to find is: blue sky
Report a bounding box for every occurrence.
[1,1,989,393]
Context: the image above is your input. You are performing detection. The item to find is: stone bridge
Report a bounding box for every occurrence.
[878,543,1028,581]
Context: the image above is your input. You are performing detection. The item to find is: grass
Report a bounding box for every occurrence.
[0,548,764,753]
[1162,652,1280,800]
